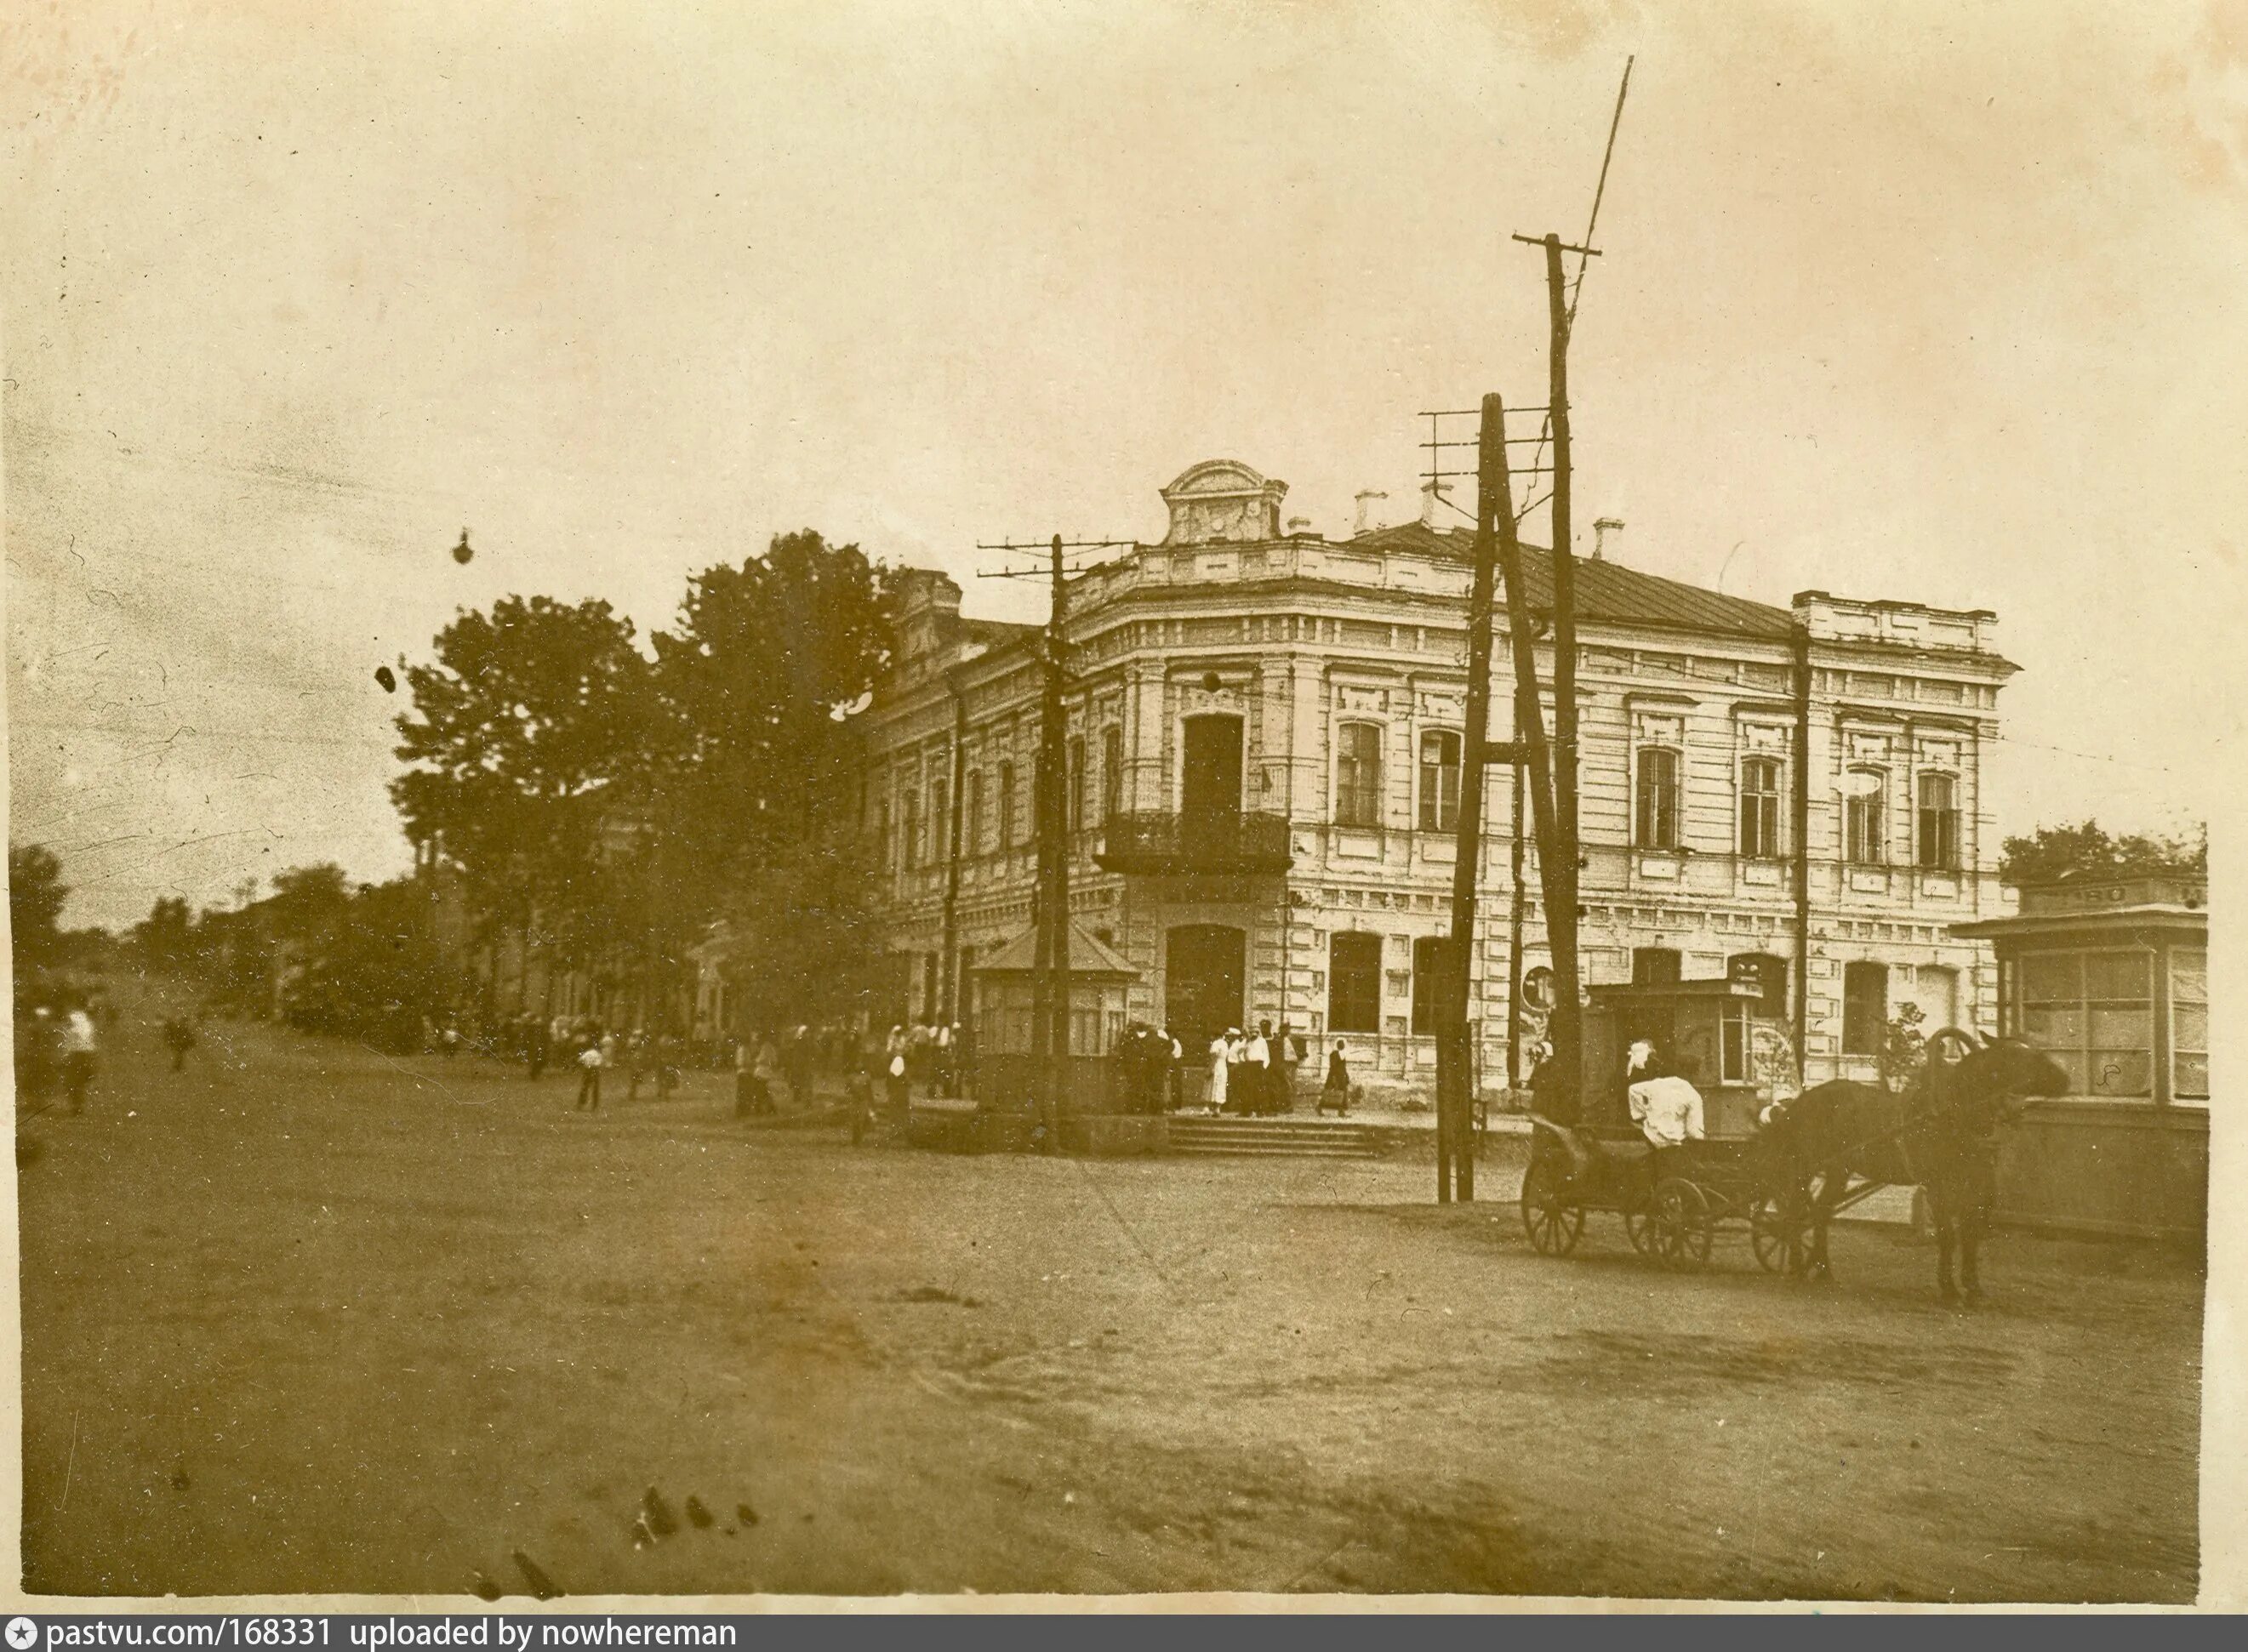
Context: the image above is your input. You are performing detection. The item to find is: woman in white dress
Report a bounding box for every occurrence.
[1207,1031,1230,1114]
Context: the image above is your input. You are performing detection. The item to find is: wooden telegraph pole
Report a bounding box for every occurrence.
[1435,397,1510,1202]
[977,533,1133,1151]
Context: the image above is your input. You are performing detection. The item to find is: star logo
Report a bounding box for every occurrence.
[6,1617,39,1650]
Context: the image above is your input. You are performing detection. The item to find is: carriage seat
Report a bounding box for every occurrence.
[1627,1076,1707,1148]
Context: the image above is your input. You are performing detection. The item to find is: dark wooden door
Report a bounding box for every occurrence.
[1166,924,1246,1049]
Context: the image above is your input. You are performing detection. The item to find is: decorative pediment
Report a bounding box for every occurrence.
[1160,459,1288,546]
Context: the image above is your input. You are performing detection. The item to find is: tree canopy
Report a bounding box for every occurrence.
[1998,819,2206,887]
[9,842,68,977]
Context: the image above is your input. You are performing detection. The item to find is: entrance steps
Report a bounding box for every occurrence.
[1166,1114,1383,1159]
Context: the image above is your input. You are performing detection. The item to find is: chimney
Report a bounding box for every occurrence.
[1592,516,1624,561]
[1420,479,1447,527]
[1354,489,1389,536]
[1285,516,1314,536]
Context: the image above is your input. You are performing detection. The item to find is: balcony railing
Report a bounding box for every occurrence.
[1095,811,1293,876]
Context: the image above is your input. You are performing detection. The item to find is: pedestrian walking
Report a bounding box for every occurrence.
[60,1000,100,1114]
[1247,1021,1274,1116]
[162,1015,198,1074]
[526,1015,550,1081]
[575,1030,605,1111]
[1321,1040,1352,1116]
[884,1049,911,1122]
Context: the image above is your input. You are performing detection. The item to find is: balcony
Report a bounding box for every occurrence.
[1096,811,1293,876]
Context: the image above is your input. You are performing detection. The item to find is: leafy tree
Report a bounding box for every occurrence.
[1878,1000,1928,1095]
[2000,819,2205,886]
[284,877,445,1051]
[391,595,661,1000]
[133,895,197,970]
[653,531,899,1027]
[9,843,69,977]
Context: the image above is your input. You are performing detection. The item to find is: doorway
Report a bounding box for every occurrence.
[1166,924,1246,1050]
[1181,715,1244,854]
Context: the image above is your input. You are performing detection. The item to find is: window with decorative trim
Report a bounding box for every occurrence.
[966,770,984,854]
[1409,936,1457,1035]
[1336,721,1384,828]
[902,789,921,871]
[1740,755,1783,858]
[1418,730,1461,833]
[1067,737,1087,834]
[1635,747,1681,849]
[930,777,950,863]
[996,763,1017,852]
[1846,769,1887,865]
[1916,771,1960,870]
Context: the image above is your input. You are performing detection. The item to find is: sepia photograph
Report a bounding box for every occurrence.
[5,0,2239,1609]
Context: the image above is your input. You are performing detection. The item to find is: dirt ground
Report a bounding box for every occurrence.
[17,983,2203,1602]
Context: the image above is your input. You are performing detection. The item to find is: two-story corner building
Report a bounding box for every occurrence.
[860,458,2020,1100]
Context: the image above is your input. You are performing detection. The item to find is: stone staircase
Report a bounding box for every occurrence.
[1165,1115,1383,1159]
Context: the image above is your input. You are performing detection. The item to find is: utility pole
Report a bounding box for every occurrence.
[1435,396,1510,1203]
[977,533,1133,1150]
[1542,230,1587,1122]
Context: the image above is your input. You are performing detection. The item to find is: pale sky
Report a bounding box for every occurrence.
[8,0,2245,931]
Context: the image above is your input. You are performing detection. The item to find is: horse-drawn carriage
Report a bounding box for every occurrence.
[1518,977,1810,1271]
[1518,974,2072,1298]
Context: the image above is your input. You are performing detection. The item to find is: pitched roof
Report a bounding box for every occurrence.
[1352,521,1797,641]
[971,918,1141,978]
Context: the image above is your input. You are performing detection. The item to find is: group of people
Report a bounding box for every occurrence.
[1202,1020,1313,1116]
[14,990,107,1114]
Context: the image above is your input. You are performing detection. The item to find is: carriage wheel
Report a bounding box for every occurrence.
[1751,1195,1807,1274]
[1652,1179,1715,1269]
[1520,1157,1584,1256]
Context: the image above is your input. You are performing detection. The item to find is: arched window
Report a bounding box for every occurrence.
[1418,730,1461,833]
[1846,768,1887,865]
[1336,721,1384,828]
[1917,772,1960,870]
[997,763,1016,852]
[1739,755,1782,859]
[1635,747,1681,850]
[1102,726,1124,821]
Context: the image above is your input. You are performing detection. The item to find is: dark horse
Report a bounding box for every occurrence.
[1767,1031,2069,1302]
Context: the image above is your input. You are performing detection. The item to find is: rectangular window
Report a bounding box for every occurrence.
[1917,772,1960,870]
[1067,737,1087,834]
[930,777,950,863]
[1720,1000,1750,1085]
[997,763,1016,852]
[1842,960,1888,1056]
[2173,948,2208,1101]
[1102,726,1123,821]
[2016,948,2154,1098]
[1632,948,1681,986]
[1329,931,1382,1034]
[1336,722,1384,828]
[1410,936,1458,1035]
[1846,770,1886,865]
[1635,748,1681,849]
[966,771,984,854]
[1740,756,1782,859]
[1418,731,1461,833]
[902,790,920,870]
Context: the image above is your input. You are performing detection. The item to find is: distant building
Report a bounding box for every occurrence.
[860,458,2020,1098]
